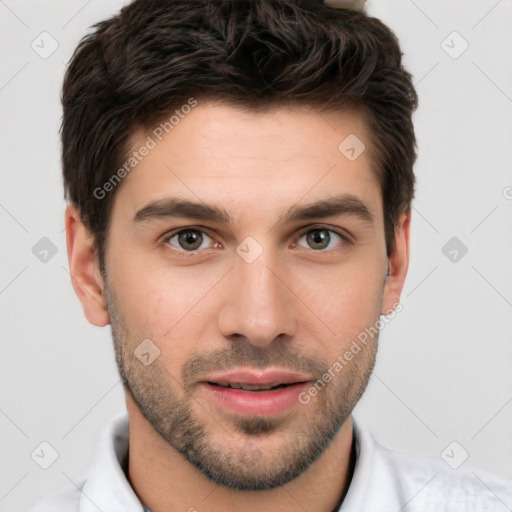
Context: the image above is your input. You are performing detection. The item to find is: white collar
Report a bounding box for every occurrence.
[78,410,378,512]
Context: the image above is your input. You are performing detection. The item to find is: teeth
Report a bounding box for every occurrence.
[213,382,285,391]
[239,384,275,391]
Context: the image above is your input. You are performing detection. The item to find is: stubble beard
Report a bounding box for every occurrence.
[104,280,378,490]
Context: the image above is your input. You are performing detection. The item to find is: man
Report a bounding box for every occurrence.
[30,0,512,510]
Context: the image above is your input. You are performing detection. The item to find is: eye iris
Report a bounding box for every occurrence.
[307,229,330,250]
[178,230,203,250]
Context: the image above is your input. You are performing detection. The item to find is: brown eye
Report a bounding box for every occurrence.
[297,229,345,251]
[307,229,330,250]
[167,229,212,252]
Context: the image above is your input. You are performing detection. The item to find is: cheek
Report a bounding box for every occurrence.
[109,257,219,347]
[292,256,384,348]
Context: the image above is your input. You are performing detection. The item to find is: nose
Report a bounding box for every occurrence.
[217,250,298,347]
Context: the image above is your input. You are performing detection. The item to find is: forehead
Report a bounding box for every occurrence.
[112,102,382,224]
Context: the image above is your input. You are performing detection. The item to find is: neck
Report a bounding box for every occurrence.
[126,402,356,512]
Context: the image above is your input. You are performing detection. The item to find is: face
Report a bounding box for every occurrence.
[80,102,407,490]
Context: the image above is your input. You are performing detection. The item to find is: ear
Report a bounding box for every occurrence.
[381,211,411,315]
[65,204,110,327]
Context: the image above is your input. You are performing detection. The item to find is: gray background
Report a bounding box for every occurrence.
[1,1,511,511]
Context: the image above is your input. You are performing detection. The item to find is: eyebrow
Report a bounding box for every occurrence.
[134,197,233,224]
[133,194,374,226]
[281,194,374,226]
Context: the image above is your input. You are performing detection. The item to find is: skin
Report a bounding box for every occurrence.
[66,102,410,512]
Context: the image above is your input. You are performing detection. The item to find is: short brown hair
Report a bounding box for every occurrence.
[61,0,418,269]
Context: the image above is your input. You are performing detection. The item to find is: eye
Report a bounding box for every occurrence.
[165,229,215,252]
[296,228,347,251]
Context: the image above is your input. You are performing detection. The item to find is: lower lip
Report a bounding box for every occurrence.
[200,382,309,416]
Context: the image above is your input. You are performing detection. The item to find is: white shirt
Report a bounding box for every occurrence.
[29,411,512,512]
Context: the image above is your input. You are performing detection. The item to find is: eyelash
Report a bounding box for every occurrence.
[161,225,352,257]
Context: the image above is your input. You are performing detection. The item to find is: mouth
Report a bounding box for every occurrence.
[198,369,312,415]
[206,381,302,391]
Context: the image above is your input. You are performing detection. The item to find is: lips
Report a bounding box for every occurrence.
[198,369,312,415]
[201,368,311,389]
[208,382,294,391]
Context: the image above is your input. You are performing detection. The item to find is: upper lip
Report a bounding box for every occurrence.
[201,368,312,387]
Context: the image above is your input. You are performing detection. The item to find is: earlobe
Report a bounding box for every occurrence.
[381,212,411,315]
[65,204,110,327]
